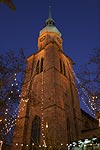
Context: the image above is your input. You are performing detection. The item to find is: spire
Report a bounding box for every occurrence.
[48,6,52,18]
[39,6,61,37]
[45,6,55,26]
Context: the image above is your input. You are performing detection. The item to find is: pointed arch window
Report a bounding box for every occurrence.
[63,62,66,76]
[60,59,66,76]
[36,60,40,74]
[36,58,44,75]
[30,115,41,149]
[40,58,44,73]
[60,59,63,73]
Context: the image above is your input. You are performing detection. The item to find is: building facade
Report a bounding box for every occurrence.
[12,12,99,150]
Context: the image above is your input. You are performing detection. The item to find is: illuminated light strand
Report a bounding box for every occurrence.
[77,85,96,116]
[1,98,29,136]
[73,71,97,117]
[80,95,95,117]
[12,143,68,148]
[1,112,17,135]
[68,61,97,117]
[4,120,16,135]
[66,59,96,117]
[0,73,23,138]
[79,90,96,113]
[78,90,95,113]
[41,71,46,147]
[1,95,31,136]
[1,109,11,133]
[1,116,17,136]
[4,69,47,144]
[11,73,35,121]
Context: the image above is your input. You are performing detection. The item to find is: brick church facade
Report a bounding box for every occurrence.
[12,11,100,150]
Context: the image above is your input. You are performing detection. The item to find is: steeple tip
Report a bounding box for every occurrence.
[40,6,61,37]
[45,6,55,26]
[48,5,52,18]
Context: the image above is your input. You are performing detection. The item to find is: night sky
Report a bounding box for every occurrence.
[0,0,100,71]
[0,1,100,143]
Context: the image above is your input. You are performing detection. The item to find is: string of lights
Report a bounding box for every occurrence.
[0,98,30,139]
[0,73,24,139]
[79,94,95,117]
[0,67,36,142]
[41,70,47,147]
[68,62,96,116]
[1,58,99,148]
[74,72,96,117]
[10,69,48,147]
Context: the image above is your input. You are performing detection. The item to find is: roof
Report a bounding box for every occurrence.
[39,6,61,37]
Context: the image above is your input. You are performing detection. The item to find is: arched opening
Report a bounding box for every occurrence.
[60,59,62,73]
[30,115,41,149]
[40,58,44,73]
[63,62,66,76]
[60,59,66,76]
[36,60,40,74]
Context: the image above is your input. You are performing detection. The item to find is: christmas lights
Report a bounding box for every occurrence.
[74,72,97,117]
[0,73,22,140]
[66,59,97,117]
[1,57,99,148]
[40,71,46,146]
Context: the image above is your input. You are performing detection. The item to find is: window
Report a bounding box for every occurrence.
[36,58,44,74]
[36,60,40,74]
[60,59,62,73]
[63,62,66,76]
[40,58,44,72]
[60,59,66,76]
[30,116,41,149]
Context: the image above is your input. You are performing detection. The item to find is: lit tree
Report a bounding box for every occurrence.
[0,49,26,146]
[0,49,26,100]
[77,48,100,117]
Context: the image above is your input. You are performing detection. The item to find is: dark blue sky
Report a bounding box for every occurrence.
[0,0,100,71]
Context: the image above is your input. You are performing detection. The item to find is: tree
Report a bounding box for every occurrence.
[0,49,26,102]
[76,48,100,117]
[0,49,26,146]
[0,0,16,10]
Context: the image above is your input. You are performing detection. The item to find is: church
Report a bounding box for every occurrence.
[12,9,100,150]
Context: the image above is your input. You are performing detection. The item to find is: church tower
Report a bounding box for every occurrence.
[12,9,82,150]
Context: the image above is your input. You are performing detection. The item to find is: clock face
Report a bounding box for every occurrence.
[40,36,46,42]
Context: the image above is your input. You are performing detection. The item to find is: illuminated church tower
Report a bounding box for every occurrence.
[12,9,82,150]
